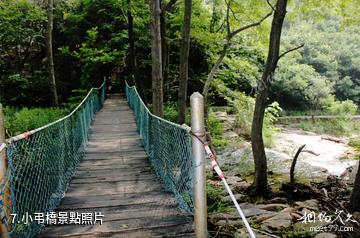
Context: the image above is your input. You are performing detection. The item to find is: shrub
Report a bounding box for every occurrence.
[320,96,358,116]
[163,102,179,123]
[208,111,230,148]
[4,107,67,137]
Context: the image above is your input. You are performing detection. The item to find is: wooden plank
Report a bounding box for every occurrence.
[40,215,193,237]
[71,174,157,184]
[59,193,177,209]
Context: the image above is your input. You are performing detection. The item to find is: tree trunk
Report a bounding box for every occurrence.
[160,7,168,100]
[46,0,59,106]
[251,0,287,196]
[177,0,192,124]
[351,163,360,211]
[149,0,164,117]
[127,0,148,104]
[202,42,230,121]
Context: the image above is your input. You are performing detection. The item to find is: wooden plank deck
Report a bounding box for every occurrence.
[40,95,194,238]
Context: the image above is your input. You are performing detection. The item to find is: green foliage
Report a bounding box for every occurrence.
[278,16,360,106]
[163,102,180,123]
[214,79,281,147]
[349,138,360,151]
[4,107,67,137]
[208,111,230,148]
[263,102,282,147]
[59,26,126,86]
[63,89,90,110]
[282,229,315,238]
[320,96,358,116]
[272,59,333,110]
[349,138,360,160]
[206,183,232,213]
[0,0,50,106]
[0,0,46,50]
[292,119,360,137]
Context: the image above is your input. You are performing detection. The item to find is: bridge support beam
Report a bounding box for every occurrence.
[190,92,208,238]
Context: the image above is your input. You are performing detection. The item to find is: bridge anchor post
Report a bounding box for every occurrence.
[190,92,208,238]
[0,104,10,237]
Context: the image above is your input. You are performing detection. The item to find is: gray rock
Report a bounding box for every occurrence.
[295,199,319,211]
[224,131,239,139]
[353,212,360,222]
[261,210,292,230]
[240,203,274,218]
[208,213,238,224]
[258,203,289,211]
[268,197,288,204]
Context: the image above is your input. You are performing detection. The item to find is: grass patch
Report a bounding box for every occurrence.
[349,137,360,160]
[206,183,232,213]
[283,119,360,137]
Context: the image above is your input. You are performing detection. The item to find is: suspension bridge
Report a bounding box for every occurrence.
[0,82,196,237]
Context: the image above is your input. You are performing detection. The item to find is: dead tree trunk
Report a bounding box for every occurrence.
[177,0,192,124]
[351,164,360,211]
[46,0,59,106]
[251,0,288,196]
[149,0,164,117]
[290,144,306,185]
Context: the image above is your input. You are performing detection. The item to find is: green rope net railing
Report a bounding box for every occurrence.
[125,82,194,214]
[0,82,106,237]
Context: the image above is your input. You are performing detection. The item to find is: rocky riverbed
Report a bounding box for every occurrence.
[213,111,359,184]
[207,111,360,237]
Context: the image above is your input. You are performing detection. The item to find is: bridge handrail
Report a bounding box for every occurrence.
[0,81,106,237]
[7,81,106,143]
[125,82,194,214]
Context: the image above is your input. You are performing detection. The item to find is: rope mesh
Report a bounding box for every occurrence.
[125,83,194,214]
[0,82,106,237]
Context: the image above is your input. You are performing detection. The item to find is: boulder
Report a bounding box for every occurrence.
[261,210,292,230]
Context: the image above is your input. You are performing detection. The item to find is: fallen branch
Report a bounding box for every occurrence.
[321,136,344,143]
[302,149,320,156]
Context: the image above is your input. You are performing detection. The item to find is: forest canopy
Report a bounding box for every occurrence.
[0,0,359,112]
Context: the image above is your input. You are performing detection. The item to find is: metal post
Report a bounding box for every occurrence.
[190,92,207,238]
[0,104,10,237]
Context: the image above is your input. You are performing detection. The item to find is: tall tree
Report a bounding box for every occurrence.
[177,0,192,124]
[202,0,272,120]
[351,165,360,211]
[160,0,177,100]
[150,0,164,116]
[127,0,148,104]
[46,0,59,106]
[251,0,288,195]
